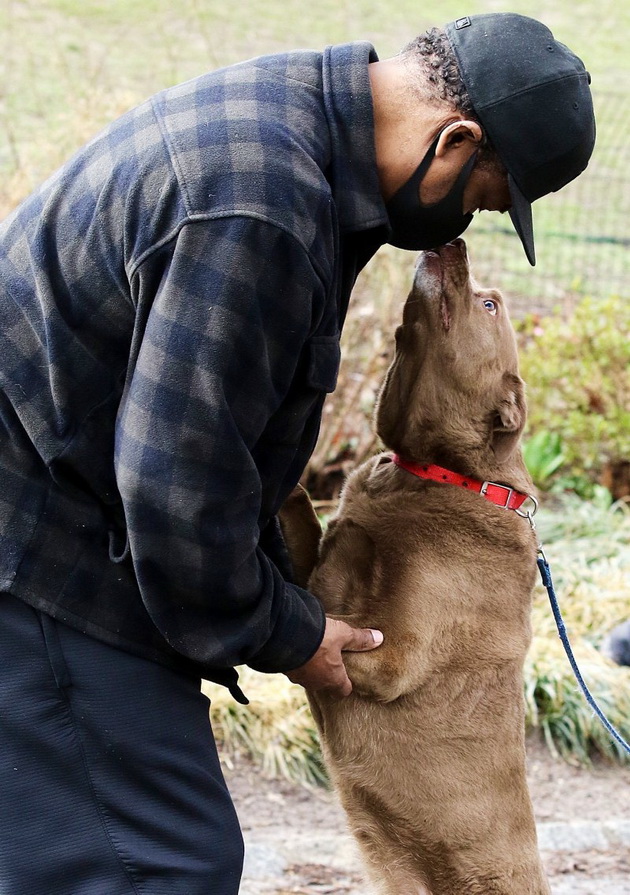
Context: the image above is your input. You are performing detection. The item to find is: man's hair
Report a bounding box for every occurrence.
[402,27,503,173]
[401,27,475,116]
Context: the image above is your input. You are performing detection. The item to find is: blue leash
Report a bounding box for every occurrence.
[536,552,630,757]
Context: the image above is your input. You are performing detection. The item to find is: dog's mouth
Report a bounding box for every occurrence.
[439,283,451,332]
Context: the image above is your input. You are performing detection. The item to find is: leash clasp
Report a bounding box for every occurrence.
[515,494,546,560]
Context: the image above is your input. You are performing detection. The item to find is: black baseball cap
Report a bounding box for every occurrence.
[444,13,595,265]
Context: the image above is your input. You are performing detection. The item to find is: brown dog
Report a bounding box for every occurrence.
[280,239,550,895]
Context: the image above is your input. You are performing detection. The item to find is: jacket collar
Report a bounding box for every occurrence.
[323,42,389,235]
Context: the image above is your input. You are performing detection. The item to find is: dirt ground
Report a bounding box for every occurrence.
[224,734,630,894]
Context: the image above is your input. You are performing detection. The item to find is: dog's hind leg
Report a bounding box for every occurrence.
[356,834,432,895]
[341,798,432,895]
[368,861,432,895]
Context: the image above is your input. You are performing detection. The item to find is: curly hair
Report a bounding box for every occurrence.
[401,27,504,173]
[401,27,475,117]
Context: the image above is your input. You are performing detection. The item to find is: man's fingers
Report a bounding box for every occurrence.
[341,624,384,652]
[287,657,353,698]
[337,675,353,698]
[284,618,383,697]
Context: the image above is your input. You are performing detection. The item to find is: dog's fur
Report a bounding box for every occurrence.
[280,240,550,895]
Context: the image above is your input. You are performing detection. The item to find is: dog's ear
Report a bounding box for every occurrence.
[278,485,322,589]
[374,326,413,451]
[491,373,527,463]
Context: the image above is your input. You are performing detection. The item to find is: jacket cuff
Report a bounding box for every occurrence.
[248,583,326,674]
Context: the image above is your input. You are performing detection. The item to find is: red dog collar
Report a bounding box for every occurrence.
[392,455,533,512]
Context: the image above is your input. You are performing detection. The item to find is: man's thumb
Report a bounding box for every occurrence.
[343,626,384,652]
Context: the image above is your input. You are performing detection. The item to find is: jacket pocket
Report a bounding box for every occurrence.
[306,335,341,394]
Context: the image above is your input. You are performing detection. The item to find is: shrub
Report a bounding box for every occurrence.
[527,495,630,764]
[517,294,630,489]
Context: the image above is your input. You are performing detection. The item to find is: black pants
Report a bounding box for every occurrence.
[0,593,244,895]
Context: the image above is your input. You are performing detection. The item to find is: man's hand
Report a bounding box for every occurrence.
[286,617,383,698]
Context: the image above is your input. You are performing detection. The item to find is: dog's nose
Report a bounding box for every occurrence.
[434,239,468,264]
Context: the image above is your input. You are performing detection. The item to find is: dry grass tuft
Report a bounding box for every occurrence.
[203,669,327,786]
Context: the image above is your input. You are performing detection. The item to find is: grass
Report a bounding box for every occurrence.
[2,2,629,302]
[1,0,628,187]
[204,495,630,784]
[203,669,328,786]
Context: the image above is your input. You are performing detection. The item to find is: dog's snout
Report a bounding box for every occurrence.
[410,239,474,333]
[413,249,442,280]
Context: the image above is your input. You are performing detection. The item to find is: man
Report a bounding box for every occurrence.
[0,12,594,895]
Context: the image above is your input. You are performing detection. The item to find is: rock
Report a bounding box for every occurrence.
[242,842,287,880]
[551,878,630,895]
[538,820,630,852]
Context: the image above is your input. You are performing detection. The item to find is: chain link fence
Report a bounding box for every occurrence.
[463,90,627,315]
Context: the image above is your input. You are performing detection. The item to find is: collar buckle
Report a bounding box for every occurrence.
[480,481,514,508]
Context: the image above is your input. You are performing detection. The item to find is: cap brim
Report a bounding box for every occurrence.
[507,174,536,266]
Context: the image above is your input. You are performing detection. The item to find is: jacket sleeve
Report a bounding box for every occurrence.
[115,216,328,673]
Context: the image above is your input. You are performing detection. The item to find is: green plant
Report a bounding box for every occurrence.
[552,475,613,504]
[517,294,630,486]
[522,430,566,488]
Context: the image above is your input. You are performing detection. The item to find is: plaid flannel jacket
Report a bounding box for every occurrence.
[0,42,389,694]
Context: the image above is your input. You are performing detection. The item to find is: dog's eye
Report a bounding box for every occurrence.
[483,299,498,316]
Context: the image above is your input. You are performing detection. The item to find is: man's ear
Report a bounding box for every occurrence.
[491,373,527,463]
[435,119,484,157]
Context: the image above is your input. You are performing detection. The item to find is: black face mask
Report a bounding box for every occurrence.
[385,132,478,251]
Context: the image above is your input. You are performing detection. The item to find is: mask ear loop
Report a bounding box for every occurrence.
[423,146,478,209]
[387,131,441,208]
[388,127,481,213]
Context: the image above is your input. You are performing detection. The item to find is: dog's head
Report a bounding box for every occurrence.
[376,239,529,481]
